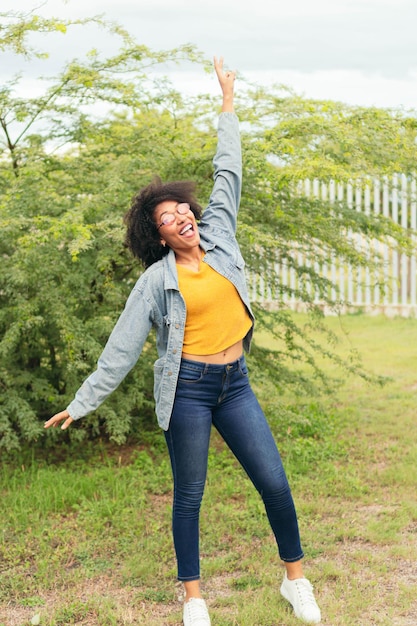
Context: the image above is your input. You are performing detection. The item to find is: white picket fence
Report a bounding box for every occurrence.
[250,174,417,316]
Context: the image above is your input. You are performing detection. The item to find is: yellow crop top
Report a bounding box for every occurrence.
[176,258,253,355]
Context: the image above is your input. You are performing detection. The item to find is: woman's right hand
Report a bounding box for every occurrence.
[44,410,74,430]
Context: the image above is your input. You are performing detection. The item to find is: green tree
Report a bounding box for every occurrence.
[0,9,206,450]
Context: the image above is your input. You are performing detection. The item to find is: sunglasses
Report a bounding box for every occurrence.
[156,203,191,229]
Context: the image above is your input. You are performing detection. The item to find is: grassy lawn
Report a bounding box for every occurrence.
[1,313,417,625]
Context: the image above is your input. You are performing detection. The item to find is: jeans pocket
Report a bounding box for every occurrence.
[178,364,204,384]
[238,360,249,377]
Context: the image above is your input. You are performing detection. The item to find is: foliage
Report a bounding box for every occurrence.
[240,83,417,179]
[1,10,417,450]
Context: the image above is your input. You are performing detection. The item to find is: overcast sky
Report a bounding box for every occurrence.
[3,0,417,109]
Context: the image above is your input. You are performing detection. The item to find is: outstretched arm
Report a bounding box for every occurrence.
[44,284,154,432]
[198,57,241,235]
[214,55,235,112]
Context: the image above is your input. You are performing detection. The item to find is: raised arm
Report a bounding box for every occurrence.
[199,58,241,236]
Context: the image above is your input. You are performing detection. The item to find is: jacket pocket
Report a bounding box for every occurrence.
[153,358,165,400]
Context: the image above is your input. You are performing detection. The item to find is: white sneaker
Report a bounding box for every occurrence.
[280,572,321,624]
[183,598,211,626]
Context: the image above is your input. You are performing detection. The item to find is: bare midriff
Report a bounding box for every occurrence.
[182,339,244,364]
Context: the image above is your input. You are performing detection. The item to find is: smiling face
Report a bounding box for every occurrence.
[154,200,200,255]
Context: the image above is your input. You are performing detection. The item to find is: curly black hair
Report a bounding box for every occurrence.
[124,176,203,268]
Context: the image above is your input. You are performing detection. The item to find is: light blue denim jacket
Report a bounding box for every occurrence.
[67,112,255,430]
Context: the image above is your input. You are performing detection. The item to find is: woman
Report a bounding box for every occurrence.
[45,57,321,626]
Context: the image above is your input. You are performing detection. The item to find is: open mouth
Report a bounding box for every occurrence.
[180,223,193,236]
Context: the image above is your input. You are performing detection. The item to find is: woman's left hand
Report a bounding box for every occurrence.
[214,56,236,108]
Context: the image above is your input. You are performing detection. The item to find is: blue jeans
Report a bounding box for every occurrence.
[164,356,304,581]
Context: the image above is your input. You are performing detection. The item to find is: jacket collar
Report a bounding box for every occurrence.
[163,249,179,290]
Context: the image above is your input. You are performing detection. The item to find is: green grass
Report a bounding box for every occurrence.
[1,313,417,625]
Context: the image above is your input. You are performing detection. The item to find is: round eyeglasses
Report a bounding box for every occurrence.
[156,203,191,229]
